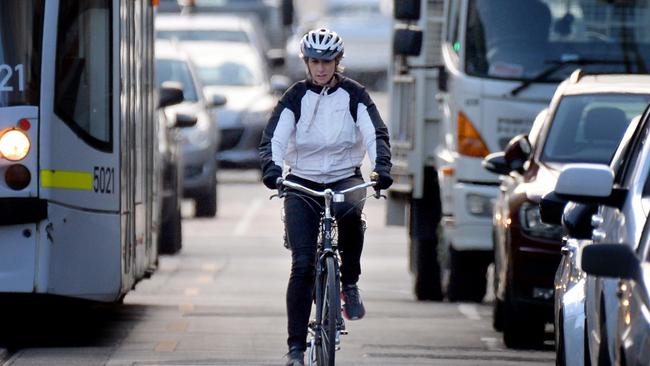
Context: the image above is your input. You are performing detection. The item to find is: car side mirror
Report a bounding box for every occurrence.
[207,93,227,108]
[503,134,532,173]
[580,243,640,280]
[271,74,291,94]
[158,82,185,109]
[174,113,198,128]
[393,24,422,56]
[539,191,566,226]
[482,152,511,175]
[554,164,626,208]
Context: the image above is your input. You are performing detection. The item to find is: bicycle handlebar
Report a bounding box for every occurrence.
[277,178,377,198]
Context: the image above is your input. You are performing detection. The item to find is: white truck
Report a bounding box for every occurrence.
[388,0,650,301]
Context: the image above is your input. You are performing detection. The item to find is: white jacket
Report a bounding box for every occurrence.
[259,76,391,183]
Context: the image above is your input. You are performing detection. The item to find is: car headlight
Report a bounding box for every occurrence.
[0,129,31,161]
[519,202,563,240]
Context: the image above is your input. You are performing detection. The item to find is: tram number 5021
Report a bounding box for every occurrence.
[0,64,25,92]
[93,166,115,194]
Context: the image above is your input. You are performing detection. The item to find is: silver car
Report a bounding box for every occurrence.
[182,41,288,169]
[155,40,223,217]
[549,99,650,365]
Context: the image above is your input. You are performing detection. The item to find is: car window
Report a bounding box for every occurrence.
[157,30,249,43]
[541,94,650,164]
[155,59,199,103]
[195,61,261,87]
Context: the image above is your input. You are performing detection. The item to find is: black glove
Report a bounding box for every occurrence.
[371,170,393,190]
[262,164,282,190]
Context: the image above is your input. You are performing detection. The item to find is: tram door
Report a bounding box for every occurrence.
[38,0,132,301]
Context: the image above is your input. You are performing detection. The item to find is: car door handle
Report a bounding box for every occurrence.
[560,246,571,256]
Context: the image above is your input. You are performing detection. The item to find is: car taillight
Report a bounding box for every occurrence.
[0,129,31,161]
[457,111,490,157]
[5,164,31,190]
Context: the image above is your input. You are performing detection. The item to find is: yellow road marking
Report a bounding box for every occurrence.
[167,320,189,333]
[179,303,195,313]
[40,169,92,190]
[184,287,200,296]
[155,341,178,352]
[197,275,213,284]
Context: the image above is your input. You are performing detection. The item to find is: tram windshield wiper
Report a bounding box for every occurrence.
[509,58,627,96]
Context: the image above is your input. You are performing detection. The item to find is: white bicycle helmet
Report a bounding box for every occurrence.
[299,28,344,61]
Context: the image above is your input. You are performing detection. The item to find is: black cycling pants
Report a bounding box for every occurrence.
[283,173,366,351]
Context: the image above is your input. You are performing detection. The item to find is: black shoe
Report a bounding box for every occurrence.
[341,284,365,320]
[285,346,305,366]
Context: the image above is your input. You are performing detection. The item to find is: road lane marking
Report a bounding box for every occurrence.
[155,341,178,352]
[457,304,481,320]
[233,198,263,236]
[481,337,500,351]
[179,303,195,313]
[184,287,200,296]
[167,320,189,333]
[196,275,213,284]
[201,263,218,272]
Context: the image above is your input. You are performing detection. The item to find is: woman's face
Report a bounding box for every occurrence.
[306,58,336,86]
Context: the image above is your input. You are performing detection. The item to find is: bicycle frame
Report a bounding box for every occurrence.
[276,178,378,366]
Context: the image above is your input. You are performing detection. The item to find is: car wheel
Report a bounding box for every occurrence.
[195,174,217,218]
[556,311,566,366]
[502,283,545,349]
[159,206,182,255]
[492,296,504,332]
[446,247,490,302]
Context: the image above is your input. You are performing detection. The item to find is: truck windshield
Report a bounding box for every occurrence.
[0,0,44,107]
[541,94,650,164]
[465,0,650,81]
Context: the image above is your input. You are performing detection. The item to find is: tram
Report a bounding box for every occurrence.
[0,0,166,302]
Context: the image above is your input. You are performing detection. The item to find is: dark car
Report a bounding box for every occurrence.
[156,85,197,254]
[483,72,647,349]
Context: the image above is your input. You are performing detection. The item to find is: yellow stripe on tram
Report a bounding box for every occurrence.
[40,170,93,190]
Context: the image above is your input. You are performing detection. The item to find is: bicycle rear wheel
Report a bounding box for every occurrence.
[316,256,339,366]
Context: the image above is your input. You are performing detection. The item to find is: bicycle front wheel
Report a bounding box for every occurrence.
[316,256,339,366]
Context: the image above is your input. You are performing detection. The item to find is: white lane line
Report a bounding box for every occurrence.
[481,337,500,351]
[233,198,264,236]
[457,303,482,320]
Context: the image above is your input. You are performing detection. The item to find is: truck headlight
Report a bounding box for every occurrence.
[466,193,493,217]
[0,129,30,161]
[519,202,563,240]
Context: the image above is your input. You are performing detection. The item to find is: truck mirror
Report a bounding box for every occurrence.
[437,66,448,92]
[482,152,511,176]
[394,0,420,20]
[281,0,294,26]
[393,25,422,56]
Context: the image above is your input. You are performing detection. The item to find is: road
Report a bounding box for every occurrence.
[0,92,555,366]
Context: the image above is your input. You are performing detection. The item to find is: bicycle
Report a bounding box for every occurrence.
[273,176,382,366]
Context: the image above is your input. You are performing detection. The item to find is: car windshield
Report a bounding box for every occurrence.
[156,59,199,103]
[196,61,261,87]
[465,0,650,81]
[541,93,650,163]
[0,0,44,107]
[327,2,382,17]
[157,30,249,43]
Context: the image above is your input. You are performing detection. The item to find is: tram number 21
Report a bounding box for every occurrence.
[0,64,25,92]
[93,166,115,194]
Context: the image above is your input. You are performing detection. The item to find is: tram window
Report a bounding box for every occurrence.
[0,0,44,107]
[54,0,112,151]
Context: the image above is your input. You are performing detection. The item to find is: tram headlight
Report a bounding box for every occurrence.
[0,129,31,161]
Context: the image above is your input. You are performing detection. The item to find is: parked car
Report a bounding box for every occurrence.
[181,41,289,169]
[156,85,197,254]
[543,100,650,365]
[483,71,650,349]
[285,0,392,88]
[155,40,223,217]
[155,12,284,71]
[156,0,289,51]
[581,222,650,366]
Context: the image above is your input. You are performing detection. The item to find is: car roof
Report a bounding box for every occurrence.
[155,13,256,31]
[559,74,650,96]
[182,41,262,66]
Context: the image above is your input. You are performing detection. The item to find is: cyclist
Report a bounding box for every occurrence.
[258,28,393,366]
